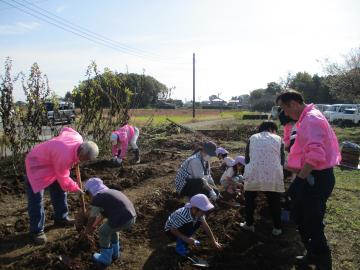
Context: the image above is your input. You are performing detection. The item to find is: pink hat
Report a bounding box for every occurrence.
[234,155,246,166]
[224,157,235,167]
[84,178,109,196]
[110,133,118,145]
[216,147,229,156]
[224,156,246,167]
[185,194,214,212]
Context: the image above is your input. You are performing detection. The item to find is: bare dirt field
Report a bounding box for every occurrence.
[0,123,357,270]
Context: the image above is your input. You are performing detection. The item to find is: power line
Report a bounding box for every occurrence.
[10,0,164,60]
[19,0,176,61]
[0,0,48,12]
[0,0,189,65]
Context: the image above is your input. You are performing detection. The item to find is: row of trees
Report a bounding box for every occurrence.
[66,71,168,109]
[0,59,157,172]
[0,58,53,172]
[249,47,360,111]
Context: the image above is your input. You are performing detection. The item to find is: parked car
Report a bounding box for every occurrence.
[333,106,360,125]
[314,104,331,112]
[270,106,280,120]
[45,101,76,125]
[323,104,358,123]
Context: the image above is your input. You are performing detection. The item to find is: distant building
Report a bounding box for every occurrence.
[210,98,227,106]
[228,99,242,108]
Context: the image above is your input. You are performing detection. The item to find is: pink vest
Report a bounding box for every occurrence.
[25,127,83,193]
[287,104,341,170]
[111,125,135,158]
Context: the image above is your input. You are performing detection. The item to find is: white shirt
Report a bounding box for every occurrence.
[244,132,285,192]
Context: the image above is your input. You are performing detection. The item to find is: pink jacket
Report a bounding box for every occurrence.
[283,123,293,147]
[111,124,135,158]
[287,104,341,170]
[25,127,83,193]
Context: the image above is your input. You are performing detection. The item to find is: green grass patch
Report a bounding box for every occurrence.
[333,168,360,192]
[326,168,360,237]
[130,110,250,126]
[334,126,360,144]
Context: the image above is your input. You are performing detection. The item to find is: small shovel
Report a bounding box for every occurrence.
[74,164,88,232]
[58,255,84,270]
[186,256,209,268]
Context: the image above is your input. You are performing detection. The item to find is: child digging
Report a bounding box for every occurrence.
[82,178,136,267]
[164,194,222,257]
[220,156,246,205]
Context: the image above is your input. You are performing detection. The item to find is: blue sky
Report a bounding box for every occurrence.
[1,0,360,101]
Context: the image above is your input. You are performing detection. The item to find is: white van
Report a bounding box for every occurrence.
[271,106,280,120]
[323,104,358,123]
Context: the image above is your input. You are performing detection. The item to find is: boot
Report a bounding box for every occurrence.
[93,248,113,266]
[175,239,189,256]
[134,149,140,164]
[112,242,120,260]
[32,232,47,245]
[296,253,316,267]
[54,216,75,227]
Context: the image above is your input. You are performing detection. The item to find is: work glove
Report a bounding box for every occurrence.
[209,189,218,201]
[115,157,123,165]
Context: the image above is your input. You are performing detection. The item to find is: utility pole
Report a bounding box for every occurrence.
[193,53,195,118]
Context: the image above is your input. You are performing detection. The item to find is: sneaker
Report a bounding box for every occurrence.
[32,232,47,245]
[272,228,283,236]
[54,217,75,227]
[135,159,141,164]
[295,253,316,267]
[240,222,255,232]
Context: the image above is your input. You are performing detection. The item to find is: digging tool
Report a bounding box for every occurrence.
[58,255,83,270]
[186,256,209,268]
[75,164,86,212]
[74,164,88,232]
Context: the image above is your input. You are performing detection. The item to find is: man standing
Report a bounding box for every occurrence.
[25,127,99,244]
[276,90,341,270]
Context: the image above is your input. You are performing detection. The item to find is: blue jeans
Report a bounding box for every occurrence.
[25,177,69,234]
[98,217,136,248]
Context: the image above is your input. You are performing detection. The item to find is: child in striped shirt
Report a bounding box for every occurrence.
[164,194,222,256]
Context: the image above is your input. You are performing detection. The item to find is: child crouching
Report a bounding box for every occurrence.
[220,156,245,197]
[164,194,222,257]
[83,178,136,267]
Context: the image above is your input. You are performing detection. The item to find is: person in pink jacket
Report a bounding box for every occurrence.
[25,127,99,245]
[276,90,341,270]
[279,109,297,152]
[110,124,140,165]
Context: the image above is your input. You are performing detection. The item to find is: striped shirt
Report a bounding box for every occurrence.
[164,206,205,231]
[174,153,200,193]
[175,152,210,193]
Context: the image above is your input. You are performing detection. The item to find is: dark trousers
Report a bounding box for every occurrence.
[296,169,335,255]
[244,191,282,229]
[180,178,210,198]
[25,178,69,234]
[167,221,201,242]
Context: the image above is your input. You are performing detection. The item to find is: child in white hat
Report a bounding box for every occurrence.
[220,156,246,201]
[83,178,136,267]
[164,194,222,257]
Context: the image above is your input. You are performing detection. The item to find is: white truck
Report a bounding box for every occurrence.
[323,104,360,125]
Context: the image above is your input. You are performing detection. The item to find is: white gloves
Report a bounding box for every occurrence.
[204,175,215,186]
[209,189,218,201]
[112,156,122,165]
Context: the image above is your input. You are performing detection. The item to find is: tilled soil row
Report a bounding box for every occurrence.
[0,132,303,270]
